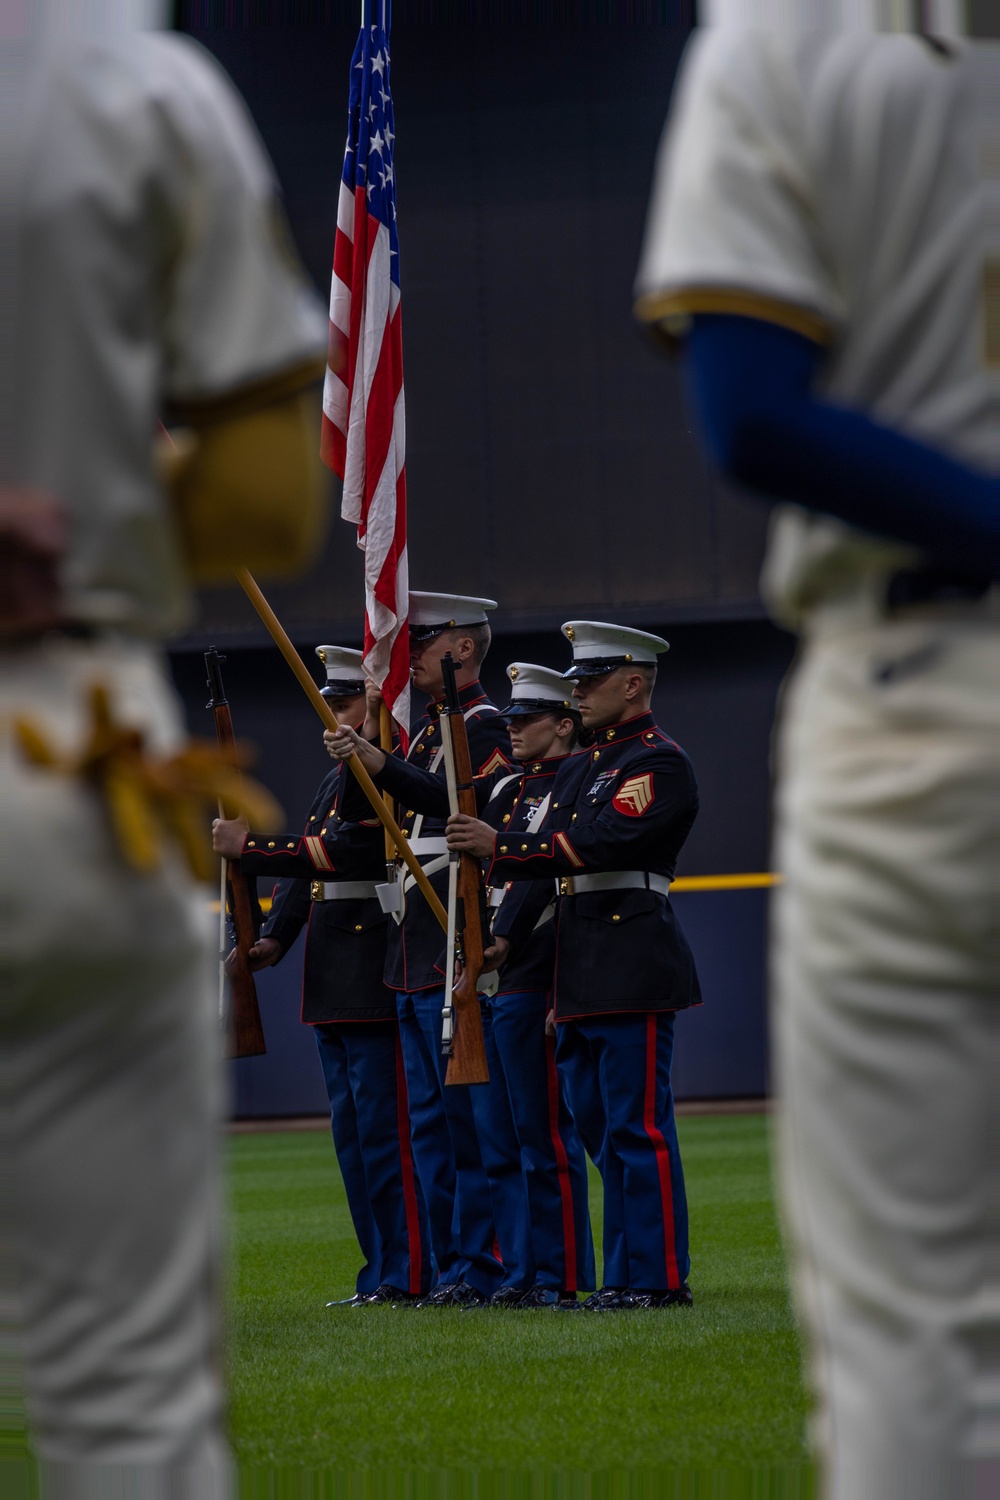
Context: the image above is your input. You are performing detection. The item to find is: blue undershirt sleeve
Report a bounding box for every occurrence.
[683,314,999,577]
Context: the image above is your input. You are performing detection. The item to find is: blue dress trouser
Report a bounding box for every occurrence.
[474,990,595,1293]
[556,1011,689,1291]
[468,1000,534,1289]
[554,1017,624,1288]
[314,1019,431,1297]
[396,988,503,1296]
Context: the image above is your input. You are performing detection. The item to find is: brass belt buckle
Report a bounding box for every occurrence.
[559,876,575,897]
[310,880,324,902]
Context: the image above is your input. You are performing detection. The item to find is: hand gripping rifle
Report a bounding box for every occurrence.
[205,648,267,1059]
[438,653,490,1086]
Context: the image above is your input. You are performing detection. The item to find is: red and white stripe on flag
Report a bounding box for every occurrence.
[321,19,409,744]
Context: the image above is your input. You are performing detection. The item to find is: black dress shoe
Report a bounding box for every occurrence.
[620,1284,693,1309]
[581,1286,627,1311]
[362,1283,421,1306]
[325,1293,367,1307]
[415,1281,488,1308]
[488,1286,529,1308]
[520,1286,581,1310]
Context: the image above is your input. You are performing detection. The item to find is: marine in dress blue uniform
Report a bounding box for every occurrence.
[354,662,599,1307]
[227,647,430,1306]
[451,623,700,1309]
[334,594,514,1306]
[480,664,597,1307]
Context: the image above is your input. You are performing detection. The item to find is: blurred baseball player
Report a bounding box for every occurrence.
[635,4,999,1496]
[2,0,327,1490]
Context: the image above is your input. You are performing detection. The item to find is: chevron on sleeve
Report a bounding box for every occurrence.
[612,773,655,818]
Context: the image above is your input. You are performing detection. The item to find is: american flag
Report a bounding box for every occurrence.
[321,5,409,741]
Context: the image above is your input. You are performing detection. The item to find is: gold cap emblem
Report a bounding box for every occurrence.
[510,666,519,680]
[565,626,576,642]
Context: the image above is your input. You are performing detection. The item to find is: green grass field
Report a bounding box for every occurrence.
[228,1114,813,1488]
[3,1113,814,1499]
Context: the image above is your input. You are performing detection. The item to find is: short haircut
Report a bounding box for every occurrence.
[606,662,656,698]
[448,621,491,669]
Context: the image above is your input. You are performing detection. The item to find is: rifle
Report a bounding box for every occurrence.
[439,652,490,1086]
[205,648,267,1059]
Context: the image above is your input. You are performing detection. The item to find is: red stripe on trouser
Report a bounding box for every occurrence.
[545,1032,578,1293]
[394,1034,423,1295]
[643,1013,679,1290]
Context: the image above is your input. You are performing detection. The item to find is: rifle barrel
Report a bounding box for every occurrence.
[439,654,489,1087]
[206,648,266,1060]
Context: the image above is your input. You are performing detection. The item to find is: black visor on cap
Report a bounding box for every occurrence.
[561,656,635,680]
[409,623,457,645]
[502,697,575,720]
[409,618,486,643]
[321,680,366,698]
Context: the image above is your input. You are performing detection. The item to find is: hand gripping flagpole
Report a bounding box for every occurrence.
[236,569,448,934]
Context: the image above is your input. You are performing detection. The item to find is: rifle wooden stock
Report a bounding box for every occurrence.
[442,682,489,1088]
[236,569,448,934]
[206,651,266,1060]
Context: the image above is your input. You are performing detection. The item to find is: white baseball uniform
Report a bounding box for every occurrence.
[636,27,999,1500]
[2,20,325,1495]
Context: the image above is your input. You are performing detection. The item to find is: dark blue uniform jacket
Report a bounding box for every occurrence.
[340,679,513,993]
[482,757,565,997]
[239,763,393,1023]
[488,711,701,1020]
[371,750,568,998]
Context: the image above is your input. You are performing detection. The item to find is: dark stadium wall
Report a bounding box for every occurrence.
[174,16,773,652]
[170,12,794,1112]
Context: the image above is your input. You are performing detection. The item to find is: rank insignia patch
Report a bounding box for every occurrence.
[612,773,654,818]
[479,748,509,778]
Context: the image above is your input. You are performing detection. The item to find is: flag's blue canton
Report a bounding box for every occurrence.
[343,21,400,288]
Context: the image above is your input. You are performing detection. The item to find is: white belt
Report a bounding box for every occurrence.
[311,880,381,902]
[557,870,672,898]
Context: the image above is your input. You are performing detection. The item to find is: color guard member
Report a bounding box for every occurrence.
[329,593,513,1307]
[479,664,597,1307]
[448,622,701,1310]
[212,647,430,1307]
